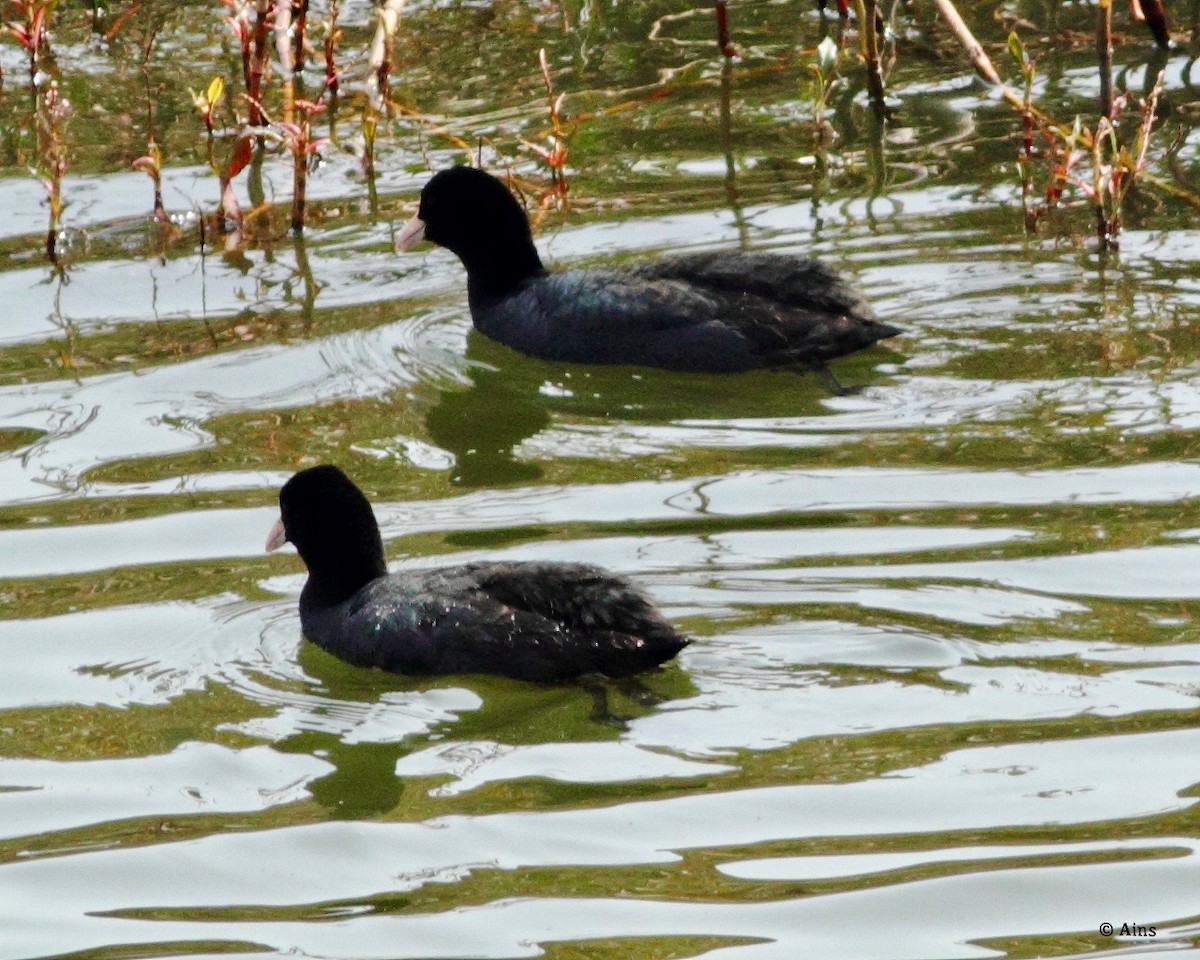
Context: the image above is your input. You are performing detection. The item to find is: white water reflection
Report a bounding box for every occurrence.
[393,740,733,796]
[0,595,481,744]
[0,237,451,347]
[0,743,330,841]
[1,728,1197,959]
[718,835,1182,880]
[7,458,1200,576]
[631,657,1200,755]
[0,178,1010,349]
[521,368,1200,459]
[0,309,469,503]
[6,506,1200,766]
[780,542,1200,600]
[7,578,1200,760]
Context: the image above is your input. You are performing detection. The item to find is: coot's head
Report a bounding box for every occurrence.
[267,465,387,605]
[397,167,543,293]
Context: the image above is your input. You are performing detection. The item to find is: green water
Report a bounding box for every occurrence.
[1,1,1200,957]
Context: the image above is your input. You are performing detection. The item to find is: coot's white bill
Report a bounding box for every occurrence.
[396,214,426,251]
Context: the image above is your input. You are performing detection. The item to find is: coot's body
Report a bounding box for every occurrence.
[300,560,687,681]
[267,466,689,681]
[398,167,900,375]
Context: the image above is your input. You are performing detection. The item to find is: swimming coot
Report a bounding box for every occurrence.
[397,166,901,379]
[266,465,690,680]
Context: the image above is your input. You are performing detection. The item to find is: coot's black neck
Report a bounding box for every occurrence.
[297,537,387,610]
[459,237,546,308]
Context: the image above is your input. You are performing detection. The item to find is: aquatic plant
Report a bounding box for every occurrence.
[131,8,170,222]
[191,76,225,138]
[1096,0,1114,118]
[131,141,166,223]
[525,48,569,201]
[274,0,297,119]
[1086,74,1166,251]
[1007,31,1039,230]
[0,0,1192,261]
[290,0,308,73]
[936,0,1189,250]
[369,0,403,113]
[5,0,56,89]
[36,78,68,262]
[216,134,254,232]
[321,0,341,97]
[188,71,250,234]
[809,35,840,144]
[220,0,271,129]
[361,104,377,181]
[856,0,886,116]
[277,97,328,235]
[247,0,272,128]
[222,1,254,111]
[357,0,403,207]
[275,0,314,119]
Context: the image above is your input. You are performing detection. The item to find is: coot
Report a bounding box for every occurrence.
[266,465,690,680]
[398,166,900,379]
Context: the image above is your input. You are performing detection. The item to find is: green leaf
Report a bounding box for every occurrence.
[1007,31,1025,67]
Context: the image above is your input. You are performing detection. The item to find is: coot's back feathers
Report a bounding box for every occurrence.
[400,166,900,374]
[629,251,901,362]
[269,466,689,681]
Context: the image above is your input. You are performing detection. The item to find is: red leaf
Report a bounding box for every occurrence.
[227,134,254,179]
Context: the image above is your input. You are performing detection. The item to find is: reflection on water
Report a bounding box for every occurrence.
[2,1,1200,959]
[423,338,552,486]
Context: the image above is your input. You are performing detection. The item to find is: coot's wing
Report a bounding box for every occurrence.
[472,562,681,639]
[468,561,690,679]
[629,251,875,321]
[534,270,720,330]
[628,251,901,365]
[480,271,766,370]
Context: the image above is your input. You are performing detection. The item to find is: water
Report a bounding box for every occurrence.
[2,1,1200,957]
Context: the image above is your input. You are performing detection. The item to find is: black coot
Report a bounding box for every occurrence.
[266,465,690,681]
[398,166,901,380]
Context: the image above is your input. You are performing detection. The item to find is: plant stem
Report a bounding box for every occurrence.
[248,0,271,128]
[141,19,166,221]
[324,0,341,96]
[293,0,309,70]
[276,0,296,121]
[929,0,1020,104]
[856,0,886,116]
[714,1,736,58]
[361,106,377,180]
[369,0,403,111]
[291,146,306,234]
[1097,0,1113,118]
[719,59,748,247]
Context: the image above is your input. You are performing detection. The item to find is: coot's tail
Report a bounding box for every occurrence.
[863,318,904,344]
[592,632,691,679]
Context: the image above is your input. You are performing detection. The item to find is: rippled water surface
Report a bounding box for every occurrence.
[3,1,1200,958]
